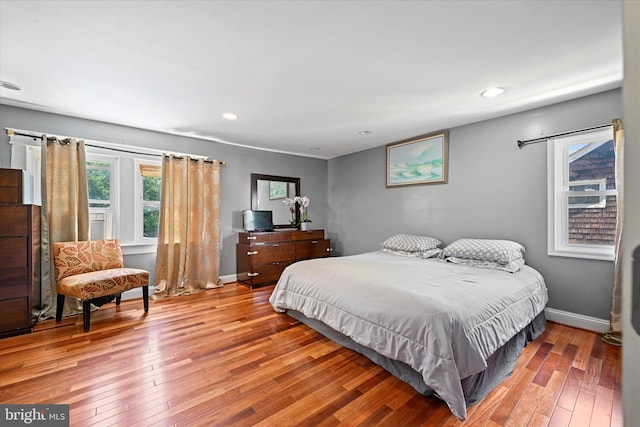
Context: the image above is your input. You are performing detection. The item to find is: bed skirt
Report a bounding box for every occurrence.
[287,309,546,408]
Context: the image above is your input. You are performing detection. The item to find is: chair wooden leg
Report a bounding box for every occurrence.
[55,294,65,322]
[115,294,122,305]
[82,300,92,332]
[143,286,149,312]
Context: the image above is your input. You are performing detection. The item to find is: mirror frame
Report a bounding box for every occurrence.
[250,173,301,228]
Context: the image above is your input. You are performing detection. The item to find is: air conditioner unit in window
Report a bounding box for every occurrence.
[89,210,113,240]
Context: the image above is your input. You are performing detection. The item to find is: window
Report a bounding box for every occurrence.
[86,156,117,240]
[137,161,162,241]
[547,128,617,260]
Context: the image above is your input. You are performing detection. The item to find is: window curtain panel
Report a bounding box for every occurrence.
[39,136,90,319]
[154,154,223,297]
[603,118,623,346]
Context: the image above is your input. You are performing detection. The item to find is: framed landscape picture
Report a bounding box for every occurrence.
[386,130,449,187]
[269,181,288,199]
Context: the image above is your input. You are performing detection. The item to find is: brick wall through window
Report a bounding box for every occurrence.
[568,142,616,245]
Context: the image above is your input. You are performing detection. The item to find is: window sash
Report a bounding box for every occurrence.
[136,160,162,242]
[86,154,117,240]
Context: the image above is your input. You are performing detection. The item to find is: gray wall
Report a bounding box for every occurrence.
[328,89,622,320]
[0,105,329,281]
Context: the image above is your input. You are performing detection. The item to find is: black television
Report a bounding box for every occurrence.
[243,210,273,232]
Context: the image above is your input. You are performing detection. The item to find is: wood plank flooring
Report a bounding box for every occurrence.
[0,283,622,426]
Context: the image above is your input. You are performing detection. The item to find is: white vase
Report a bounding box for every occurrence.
[300,222,308,231]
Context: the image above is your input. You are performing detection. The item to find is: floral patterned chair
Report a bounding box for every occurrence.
[53,239,149,332]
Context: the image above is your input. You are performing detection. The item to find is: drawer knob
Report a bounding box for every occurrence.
[248,272,259,277]
[326,248,332,252]
[272,261,280,265]
[247,251,258,255]
[247,236,257,240]
[311,240,318,244]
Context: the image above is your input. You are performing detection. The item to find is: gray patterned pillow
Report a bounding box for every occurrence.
[380,234,441,252]
[441,239,525,264]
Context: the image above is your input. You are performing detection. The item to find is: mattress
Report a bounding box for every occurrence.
[269,251,548,420]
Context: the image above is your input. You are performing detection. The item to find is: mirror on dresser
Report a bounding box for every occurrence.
[250,173,300,228]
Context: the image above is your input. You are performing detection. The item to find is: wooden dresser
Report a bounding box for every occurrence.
[236,229,331,288]
[0,169,40,338]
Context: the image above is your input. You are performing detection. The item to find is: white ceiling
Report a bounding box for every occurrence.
[0,1,623,159]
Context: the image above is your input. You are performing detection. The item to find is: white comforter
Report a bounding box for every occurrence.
[269,251,548,420]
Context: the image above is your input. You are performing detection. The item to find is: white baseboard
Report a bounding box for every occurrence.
[120,287,151,301]
[545,307,609,333]
[219,274,237,284]
[120,274,238,301]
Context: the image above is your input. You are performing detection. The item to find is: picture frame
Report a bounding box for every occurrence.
[386,130,449,187]
[269,180,288,199]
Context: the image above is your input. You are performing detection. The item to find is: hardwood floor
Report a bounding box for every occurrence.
[0,283,622,426]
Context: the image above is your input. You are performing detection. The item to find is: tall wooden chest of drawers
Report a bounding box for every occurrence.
[236,229,331,288]
[0,205,40,337]
[0,169,40,338]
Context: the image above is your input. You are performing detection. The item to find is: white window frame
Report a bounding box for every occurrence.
[86,154,119,241]
[547,128,616,261]
[135,159,162,244]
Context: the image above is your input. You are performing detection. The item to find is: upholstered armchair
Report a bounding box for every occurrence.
[53,240,149,332]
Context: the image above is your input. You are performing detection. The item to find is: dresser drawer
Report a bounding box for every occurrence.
[291,230,324,241]
[241,242,295,264]
[295,239,331,259]
[0,298,30,331]
[0,206,29,236]
[0,268,29,299]
[237,260,294,286]
[0,237,28,269]
[0,169,23,204]
[239,231,292,244]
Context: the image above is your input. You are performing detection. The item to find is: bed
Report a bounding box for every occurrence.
[269,241,548,420]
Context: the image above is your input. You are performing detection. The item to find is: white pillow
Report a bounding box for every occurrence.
[441,239,525,264]
[381,248,422,257]
[381,234,441,252]
[443,256,525,273]
[420,248,443,259]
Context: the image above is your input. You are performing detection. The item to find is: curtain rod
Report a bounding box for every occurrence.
[517,123,612,149]
[5,129,226,165]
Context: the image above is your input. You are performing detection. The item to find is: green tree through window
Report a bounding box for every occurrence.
[87,161,111,208]
[143,176,161,238]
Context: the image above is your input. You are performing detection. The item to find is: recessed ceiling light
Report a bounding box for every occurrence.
[0,80,21,90]
[222,112,238,120]
[359,130,373,135]
[481,87,505,98]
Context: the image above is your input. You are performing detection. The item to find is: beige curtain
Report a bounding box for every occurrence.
[153,155,223,297]
[39,137,89,319]
[603,119,624,346]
